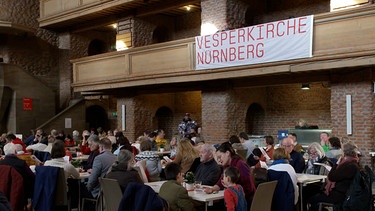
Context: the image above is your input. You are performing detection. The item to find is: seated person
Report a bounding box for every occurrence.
[135,141,162,182]
[0,143,35,199]
[173,138,199,174]
[194,144,221,186]
[325,137,343,162]
[254,135,275,168]
[302,142,333,210]
[246,148,262,167]
[280,137,305,173]
[159,162,195,211]
[268,148,299,206]
[223,166,247,211]
[308,142,360,211]
[229,135,247,160]
[106,149,143,192]
[81,135,100,171]
[305,142,333,175]
[44,140,80,180]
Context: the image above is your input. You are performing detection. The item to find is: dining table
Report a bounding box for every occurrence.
[145,180,224,211]
[72,154,89,161]
[296,173,327,211]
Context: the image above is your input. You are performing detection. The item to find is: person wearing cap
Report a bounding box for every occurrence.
[178,113,198,138]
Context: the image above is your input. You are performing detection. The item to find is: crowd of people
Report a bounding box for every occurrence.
[0,113,368,211]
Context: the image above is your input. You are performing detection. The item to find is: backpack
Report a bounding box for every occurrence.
[342,165,374,211]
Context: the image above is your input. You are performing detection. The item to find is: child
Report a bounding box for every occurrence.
[223,166,247,211]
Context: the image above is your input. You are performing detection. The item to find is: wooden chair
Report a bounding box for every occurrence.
[250,180,278,211]
[99,178,123,211]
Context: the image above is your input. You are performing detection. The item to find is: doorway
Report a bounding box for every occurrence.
[245,103,265,135]
[154,106,174,139]
[86,105,108,131]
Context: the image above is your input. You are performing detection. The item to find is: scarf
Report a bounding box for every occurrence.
[324,156,359,195]
[271,159,289,165]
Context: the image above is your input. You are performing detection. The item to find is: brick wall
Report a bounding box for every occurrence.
[118,91,202,142]
[331,81,375,166]
[201,0,228,31]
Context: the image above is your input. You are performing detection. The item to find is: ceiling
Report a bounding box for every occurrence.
[39,0,201,33]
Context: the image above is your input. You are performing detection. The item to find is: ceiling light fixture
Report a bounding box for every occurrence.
[186,6,191,11]
[301,84,310,90]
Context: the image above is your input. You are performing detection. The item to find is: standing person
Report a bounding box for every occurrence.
[159,162,195,211]
[194,144,221,186]
[82,138,116,199]
[320,132,330,152]
[238,132,255,160]
[178,113,197,138]
[173,138,199,174]
[204,142,256,210]
[280,137,305,173]
[222,166,247,211]
[308,142,361,211]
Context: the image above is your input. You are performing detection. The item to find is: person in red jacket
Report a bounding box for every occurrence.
[79,130,91,155]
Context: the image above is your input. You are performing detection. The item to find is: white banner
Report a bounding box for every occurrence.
[195,15,313,70]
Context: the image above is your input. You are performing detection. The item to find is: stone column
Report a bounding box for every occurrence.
[201,90,233,144]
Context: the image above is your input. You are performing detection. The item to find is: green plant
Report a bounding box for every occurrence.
[71,159,81,168]
[184,171,195,184]
[159,144,165,148]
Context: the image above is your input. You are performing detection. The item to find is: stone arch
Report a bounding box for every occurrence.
[88,39,108,56]
[152,26,171,44]
[86,105,108,131]
[245,103,265,135]
[153,106,174,139]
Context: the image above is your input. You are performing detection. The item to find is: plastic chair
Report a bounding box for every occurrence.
[99,178,123,211]
[250,180,278,211]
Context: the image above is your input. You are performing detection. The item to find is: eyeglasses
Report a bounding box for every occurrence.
[309,151,317,155]
[281,145,293,148]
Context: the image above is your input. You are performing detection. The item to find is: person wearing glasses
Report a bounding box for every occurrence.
[280,137,305,173]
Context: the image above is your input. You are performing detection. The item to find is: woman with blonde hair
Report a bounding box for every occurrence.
[173,138,199,173]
